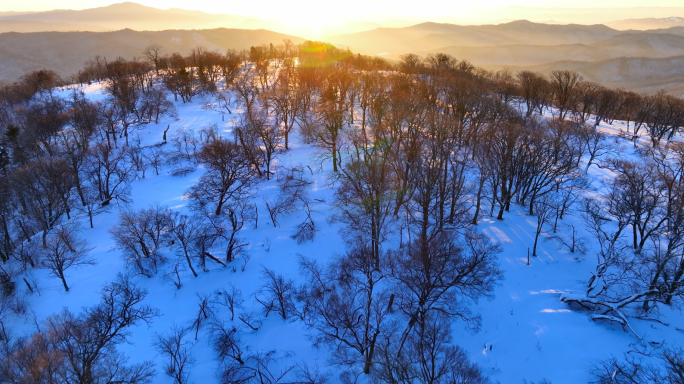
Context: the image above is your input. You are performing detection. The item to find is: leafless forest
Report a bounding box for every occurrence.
[0,40,683,383]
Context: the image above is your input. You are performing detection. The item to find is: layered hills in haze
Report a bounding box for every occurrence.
[327,20,684,95]
[1,2,684,95]
[0,2,250,32]
[0,3,412,37]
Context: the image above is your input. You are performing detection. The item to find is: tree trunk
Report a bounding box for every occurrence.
[666,257,684,305]
[183,246,198,277]
[59,273,69,292]
[497,205,505,221]
[332,146,338,172]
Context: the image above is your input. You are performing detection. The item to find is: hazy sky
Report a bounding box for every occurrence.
[3,0,684,32]
[5,0,684,15]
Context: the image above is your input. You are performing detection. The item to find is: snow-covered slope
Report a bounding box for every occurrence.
[7,81,683,384]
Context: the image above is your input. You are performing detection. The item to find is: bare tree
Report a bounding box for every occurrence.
[84,142,134,206]
[314,68,352,172]
[163,262,185,290]
[188,139,256,215]
[126,137,147,179]
[0,177,16,263]
[56,275,158,383]
[155,325,195,384]
[254,120,282,180]
[645,91,684,149]
[548,70,583,121]
[164,58,202,103]
[143,45,163,75]
[295,363,330,384]
[291,199,316,244]
[11,156,75,247]
[579,126,615,172]
[560,193,657,339]
[591,348,684,384]
[208,200,252,263]
[592,86,621,128]
[297,247,391,374]
[144,145,167,176]
[78,183,111,229]
[141,86,178,124]
[104,81,141,147]
[180,213,227,272]
[235,113,282,180]
[532,196,554,257]
[264,166,310,227]
[170,214,203,277]
[40,223,95,292]
[255,267,296,320]
[220,49,244,87]
[192,294,213,341]
[211,327,295,384]
[233,66,260,118]
[388,230,502,359]
[515,118,580,216]
[110,205,174,277]
[573,81,600,125]
[234,117,264,178]
[479,112,528,221]
[375,313,490,384]
[608,158,667,252]
[0,275,159,384]
[0,326,67,383]
[210,322,247,369]
[214,284,243,321]
[21,94,69,157]
[517,70,549,117]
[97,99,122,149]
[167,127,199,166]
[334,130,397,269]
[269,68,304,150]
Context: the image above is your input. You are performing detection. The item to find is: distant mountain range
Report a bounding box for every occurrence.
[0,3,414,37]
[606,17,684,31]
[327,21,620,54]
[327,20,684,95]
[0,3,249,31]
[0,20,111,33]
[1,3,684,96]
[475,7,684,26]
[327,20,684,55]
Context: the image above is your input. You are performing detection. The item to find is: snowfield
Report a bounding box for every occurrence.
[6,79,684,384]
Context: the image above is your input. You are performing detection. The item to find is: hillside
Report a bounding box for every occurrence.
[0,28,305,82]
[421,34,684,68]
[2,73,682,384]
[497,55,684,96]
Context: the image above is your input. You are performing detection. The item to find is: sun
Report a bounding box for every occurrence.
[303,14,324,38]
[276,8,342,38]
